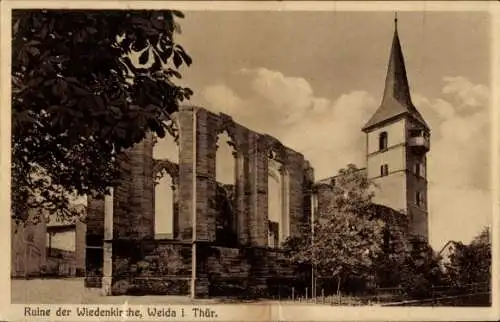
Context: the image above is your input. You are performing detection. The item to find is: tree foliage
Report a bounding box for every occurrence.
[397,236,444,298]
[12,10,193,223]
[445,227,491,288]
[284,164,448,298]
[284,164,385,294]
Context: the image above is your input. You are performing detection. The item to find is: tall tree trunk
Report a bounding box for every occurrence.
[336,276,341,296]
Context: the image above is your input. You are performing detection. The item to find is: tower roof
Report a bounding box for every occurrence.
[362,17,429,132]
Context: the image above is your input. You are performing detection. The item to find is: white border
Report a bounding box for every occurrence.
[1,1,498,321]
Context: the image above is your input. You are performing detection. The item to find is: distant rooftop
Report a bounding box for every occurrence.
[314,167,367,186]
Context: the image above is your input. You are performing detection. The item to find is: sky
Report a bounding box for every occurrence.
[153,10,492,250]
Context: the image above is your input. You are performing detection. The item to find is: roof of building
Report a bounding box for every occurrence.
[314,167,367,186]
[362,19,429,132]
[438,240,461,256]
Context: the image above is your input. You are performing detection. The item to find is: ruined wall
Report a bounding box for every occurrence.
[160,106,313,247]
[85,105,314,297]
[112,134,155,239]
[85,197,104,287]
[75,220,86,274]
[110,240,192,295]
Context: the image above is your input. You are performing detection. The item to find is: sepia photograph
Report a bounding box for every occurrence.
[2,1,497,321]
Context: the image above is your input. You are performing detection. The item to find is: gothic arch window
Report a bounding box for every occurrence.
[416,191,424,208]
[153,120,179,239]
[268,152,290,248]
[216,131,236,185]
[154,172,175,239]
[414,160,426,178]
[415,163,421,177]
[215,130,237,244]
[380,164,389,177]
[379,131,388,151]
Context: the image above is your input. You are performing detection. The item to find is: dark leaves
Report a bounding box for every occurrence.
[286,165,384,287]
[138,47,150,65]
[175,44,192,66]
[172,51,182,69]
[11,9,193,223]
[171,10,185,18]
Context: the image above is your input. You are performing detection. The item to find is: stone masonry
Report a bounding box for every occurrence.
[85,105,314,298]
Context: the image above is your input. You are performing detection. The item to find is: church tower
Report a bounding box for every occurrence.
[362,17,430,240]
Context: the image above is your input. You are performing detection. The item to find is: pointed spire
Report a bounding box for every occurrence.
[362,15,429,132]
[382,12,412,107]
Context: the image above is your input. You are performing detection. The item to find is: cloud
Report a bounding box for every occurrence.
[281,90,377,178]
[239,68,317,124]
[199,68,492,248]
[415,76,492,247]
[201,84,249,116]
[441,76,489,110]
[416,76,491,191]
[201,68,378,177]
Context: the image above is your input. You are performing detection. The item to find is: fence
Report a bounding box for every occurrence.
[275,282,491,306]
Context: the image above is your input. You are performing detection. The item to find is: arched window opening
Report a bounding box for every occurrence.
[268,154,290,248]
[216,131,236,185]
[268,167,281,248]
[153,120,179,240]
[416,191,424,208]
[414,160,426,178]
[379,131,388,151]
[154,172,175,239]
[215,131,237,245]
[380,164,389,177]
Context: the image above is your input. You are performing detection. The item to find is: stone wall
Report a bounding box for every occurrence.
[85,197,104,287]
[197,243,298,298]
[75,220,86,274]
[110,240,192,295]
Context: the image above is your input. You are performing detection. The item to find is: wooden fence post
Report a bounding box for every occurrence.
[431,285,435,306]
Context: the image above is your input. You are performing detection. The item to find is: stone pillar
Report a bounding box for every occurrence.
[85,197,104,288]
[75,220,86,275]
[177,107,196,240]
[102,188,113,295]
[176,107,200,299]
[172,183,179,239]
[255,137,269,247]
[280,167,290,243]
[112,134,155,240]
[194,109,217,242]
[286,153,305,238]
[235,152,248,244]
[248,132,268,246]
[142,133,155,238]
[112,152,130,240]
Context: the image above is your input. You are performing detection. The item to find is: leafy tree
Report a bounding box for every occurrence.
[373,224,445,299]
[397,236,445,299]
[445,227,491,290]
[284,164,385,295]
[12,10,193,224]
